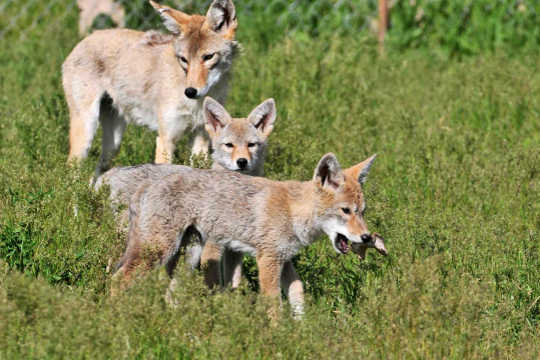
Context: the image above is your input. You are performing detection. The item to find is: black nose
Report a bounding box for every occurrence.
[184,87,197,99]
[361,233,372,243]
[237,158,248,169]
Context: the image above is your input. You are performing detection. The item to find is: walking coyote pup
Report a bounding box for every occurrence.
[113,153,387,317]
[63,0,239,175]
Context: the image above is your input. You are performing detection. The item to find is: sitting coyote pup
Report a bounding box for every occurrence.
[96,97,276,288]
[114,153,387,317]
[63,0,239,175]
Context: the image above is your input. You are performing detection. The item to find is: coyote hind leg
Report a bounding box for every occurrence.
[164,225,201,278]
[165,225,203,305]
[66,82,105,163]
[112,225,200,295]
[96,94,126,177]
[222,248,243,289]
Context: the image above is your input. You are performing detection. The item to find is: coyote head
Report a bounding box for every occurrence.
[203,97,276,174]
[313,153,387,257]
[150,0,238,100]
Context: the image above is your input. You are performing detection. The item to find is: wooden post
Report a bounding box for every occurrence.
[378,0,388,55]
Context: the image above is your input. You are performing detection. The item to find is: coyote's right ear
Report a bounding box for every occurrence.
[345,154,377,185]
[314,153,344,190]
[248,98,276,138]
[150,1,190,35]
[203,97,231,137]
[205,0,237,40]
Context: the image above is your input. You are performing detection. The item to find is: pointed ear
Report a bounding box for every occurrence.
[344,154,377,185]
[313,153,344,190]
[203,97,231,137]
[204,0,237,39]
[248,98,276,138]
[150,0,190,35]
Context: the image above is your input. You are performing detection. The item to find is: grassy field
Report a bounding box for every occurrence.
[1,5,539,359]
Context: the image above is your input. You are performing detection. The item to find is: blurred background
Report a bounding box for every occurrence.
[0,2,538,357]
[1,0,538,55]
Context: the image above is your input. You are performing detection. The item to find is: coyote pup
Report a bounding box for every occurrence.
[96,97,276,287]
[114,153,387,317]
[63,0,239,175]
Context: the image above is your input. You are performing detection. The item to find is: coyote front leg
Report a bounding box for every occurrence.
[155,135,175,164]
[191,126,210,158]
[281,261,304,319]
[200,241,223,288]
[155,113,190,164]
[257,253,283,320]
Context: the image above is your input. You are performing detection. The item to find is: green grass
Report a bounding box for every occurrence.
[1,7,539,359]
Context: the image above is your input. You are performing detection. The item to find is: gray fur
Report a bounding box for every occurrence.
[97,98,277,289]
[110,153,386,318]
[95,164,192,226]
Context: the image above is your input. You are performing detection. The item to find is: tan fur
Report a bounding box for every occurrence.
[199,97,277,289]
[114,153,387,318]
[64,1,239,176]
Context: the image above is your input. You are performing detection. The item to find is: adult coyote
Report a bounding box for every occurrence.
[63,0,239,175]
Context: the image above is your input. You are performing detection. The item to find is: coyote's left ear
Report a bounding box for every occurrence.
[314,153,344,190]
[248,98,276,138]
[203,97,232,137]
[344,154,377,185]
[150,1,190,35]
[205,0,237,40]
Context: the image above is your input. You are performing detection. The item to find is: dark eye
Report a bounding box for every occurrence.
[341,208,351,215]
[178,55,188,63]
[203,53,214,61]
[225,143,234,148]
[247,143,256,148]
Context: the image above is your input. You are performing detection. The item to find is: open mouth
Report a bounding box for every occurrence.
[334,233,350,254]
